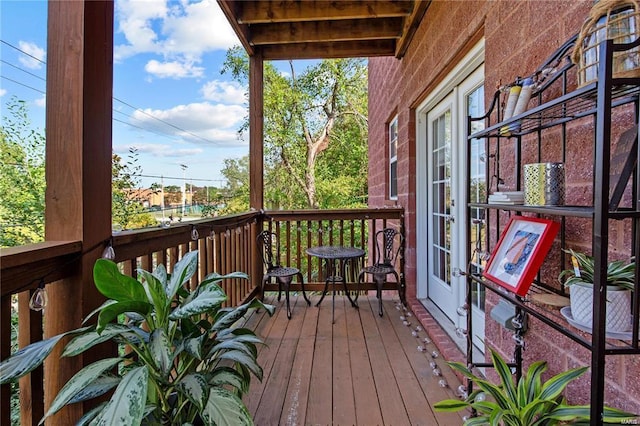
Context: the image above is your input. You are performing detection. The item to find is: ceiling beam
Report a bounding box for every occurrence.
[238,0,414,23]
[250,18,403,45]
[259,40,397,60]
[218,0,255,55]
[396,0,431,58]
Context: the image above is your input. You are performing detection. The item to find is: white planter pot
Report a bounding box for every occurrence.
[570,282,632,332]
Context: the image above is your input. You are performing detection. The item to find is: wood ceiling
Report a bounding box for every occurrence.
[217,1,429,60]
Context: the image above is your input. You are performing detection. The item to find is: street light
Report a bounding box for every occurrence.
[180,164,187,219]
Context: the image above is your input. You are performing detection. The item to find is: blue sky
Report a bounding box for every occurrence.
[1,0,270,189]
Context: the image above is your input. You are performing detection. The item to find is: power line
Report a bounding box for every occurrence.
[0,59,46,81]
[113,97,218,145]
[0,75,45,95]
[1,40,45,65]
[1,39,220,146]
[138,173,226,184]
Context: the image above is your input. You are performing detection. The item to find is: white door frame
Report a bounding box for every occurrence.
[416,41,485,329]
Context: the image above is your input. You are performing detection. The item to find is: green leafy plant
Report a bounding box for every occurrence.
[558,248,635,290]
[434,347,636,425]
[0,251,274,425]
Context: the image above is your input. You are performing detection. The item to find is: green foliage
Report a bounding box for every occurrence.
[0,251,275,425]
[222,48,368,210]
[112,148,156,230]
[0,97,45,247]
[219,156,250,214]
[434,347,636,425]
[558,248,635,291]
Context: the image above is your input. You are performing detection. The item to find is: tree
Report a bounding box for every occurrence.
[112,148,156,230]
[222,48,368,209]
[0,98,45,247]
[219,156,249,214]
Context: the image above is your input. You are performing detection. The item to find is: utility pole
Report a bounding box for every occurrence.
[180,164,187,219]
[160,175,166,224]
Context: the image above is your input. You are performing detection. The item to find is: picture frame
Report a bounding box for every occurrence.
[483,216,560,296]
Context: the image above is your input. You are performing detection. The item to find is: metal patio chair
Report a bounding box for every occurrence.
[257,230,310,319]
[356,228,404,316]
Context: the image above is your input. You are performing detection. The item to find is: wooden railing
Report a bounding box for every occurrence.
[0,207,404,425]
[261,208,405,292]
[111,210,262,306]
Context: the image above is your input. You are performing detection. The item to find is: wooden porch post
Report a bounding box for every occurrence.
[44,1,114,424]
[249,53,265,294]
[249,52,264,210]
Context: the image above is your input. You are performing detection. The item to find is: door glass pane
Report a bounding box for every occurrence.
[467,84,486,311]
[431,110,452,285]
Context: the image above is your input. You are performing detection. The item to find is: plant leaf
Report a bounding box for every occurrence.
[490,348,518,406]
[213,299,275,331]
[149,329,172,377]
[538,366,588,401]
[200,387,253,426]
[210,367,247,392]
[90,366,148,426]
[68,376,121,404]
[82,300,118,325]
[523,360,546,404]
[62,324,130,357]
[200,271,249,289]
[138,269,168,315]
[93,259,148,303]
[76,402,108,426]
[96,300,152,333]
[177,373,209,411]
[42,358,121,422]
[207,339,257,360]
[0,327,89,384]
[170,288,227,319]
[152,263,167,285]
[166,251,199,299]
[463,417,491,426]
[219,350,262,381]
[433,399,470,411]
[183,335,206,360]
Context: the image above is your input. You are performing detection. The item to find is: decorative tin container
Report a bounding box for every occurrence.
[572,0,640,87]
[524,162,565,206]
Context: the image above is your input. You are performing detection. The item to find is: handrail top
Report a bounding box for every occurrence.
[0,240,82,268]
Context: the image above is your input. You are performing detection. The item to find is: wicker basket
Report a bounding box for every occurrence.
[572,0,640,86]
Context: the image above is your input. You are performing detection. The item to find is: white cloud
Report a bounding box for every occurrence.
[114,0,238,65]
[162,0,238,54]
[18,41,46,69]
[130,102,246,145]
[34,95,46,108]
[201,80,246,104]
[145,59,204,78]
[0,89,6,97]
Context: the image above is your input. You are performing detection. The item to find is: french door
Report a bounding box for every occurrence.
[417,57,485,349]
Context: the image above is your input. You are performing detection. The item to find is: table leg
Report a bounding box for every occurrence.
[341,258,359,309]
[315,258,332,307]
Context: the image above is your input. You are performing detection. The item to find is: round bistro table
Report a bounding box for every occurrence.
[305,245,366,323]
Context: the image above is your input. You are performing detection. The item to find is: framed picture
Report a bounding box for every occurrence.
[483,216,560,296]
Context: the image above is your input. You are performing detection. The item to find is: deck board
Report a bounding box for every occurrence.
[243,293,465,425]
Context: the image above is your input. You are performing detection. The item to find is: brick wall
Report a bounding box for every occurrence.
[368,0,639,414]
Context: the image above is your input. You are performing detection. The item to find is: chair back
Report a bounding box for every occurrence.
[257,230,278,269]
[373,228,403,267]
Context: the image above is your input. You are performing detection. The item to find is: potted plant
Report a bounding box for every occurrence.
[559,248,634,332]
[434,347,637,425]
[0,251,274,425]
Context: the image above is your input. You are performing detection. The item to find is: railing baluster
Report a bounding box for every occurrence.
[18,290,44,426]
[1,296,12,426]
[1,209,405,424]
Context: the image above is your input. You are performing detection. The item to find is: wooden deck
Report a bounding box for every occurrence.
[241,292,465,426]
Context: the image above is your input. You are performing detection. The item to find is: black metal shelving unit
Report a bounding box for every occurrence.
[465,37,640,424]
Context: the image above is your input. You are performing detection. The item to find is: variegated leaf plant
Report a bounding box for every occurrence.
[0,250,275,425]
